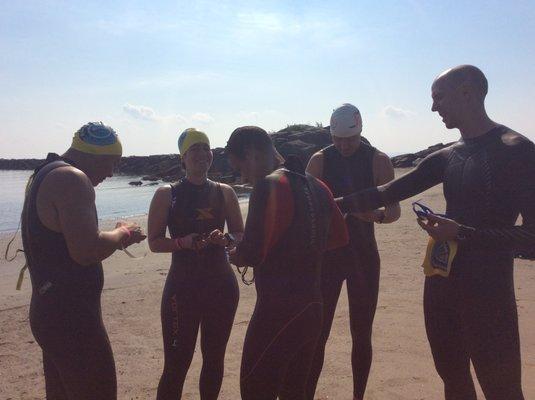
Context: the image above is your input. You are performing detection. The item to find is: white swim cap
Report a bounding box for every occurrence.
[330,103,362,137]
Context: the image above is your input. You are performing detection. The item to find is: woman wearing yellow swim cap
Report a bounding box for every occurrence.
[148,128,244,399]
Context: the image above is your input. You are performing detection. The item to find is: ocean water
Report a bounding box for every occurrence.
[0,170,162,233]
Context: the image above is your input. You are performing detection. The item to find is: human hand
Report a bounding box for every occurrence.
[116,221,146,248]
[416,213,460,242]
[228,248,241,266]
[208,229,227,247]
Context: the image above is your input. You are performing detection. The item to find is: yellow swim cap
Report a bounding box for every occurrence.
[178,128,210,156]
[71,122,122,156]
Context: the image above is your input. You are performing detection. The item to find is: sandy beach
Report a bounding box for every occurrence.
[1,170,534,400]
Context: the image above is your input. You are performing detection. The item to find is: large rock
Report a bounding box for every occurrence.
[0,124,456,179]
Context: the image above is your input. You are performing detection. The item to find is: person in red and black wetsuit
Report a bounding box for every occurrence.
[337,65,535,399]
[148,128,244,400]
[225,126,349,400]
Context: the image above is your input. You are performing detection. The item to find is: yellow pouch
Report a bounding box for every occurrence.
[422,238,458,277]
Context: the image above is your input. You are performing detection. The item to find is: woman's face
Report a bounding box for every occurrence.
[182,142,213,173]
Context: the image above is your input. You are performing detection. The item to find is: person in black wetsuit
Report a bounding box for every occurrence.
[21,122,146,400]
[148,128,244,400]
[337,65,535,400]
[305,104,400,400]
[225,126,349,400]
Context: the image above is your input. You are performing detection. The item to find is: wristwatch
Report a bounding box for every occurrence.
[456,225,475,242]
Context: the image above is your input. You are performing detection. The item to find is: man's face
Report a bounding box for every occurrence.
[332,134,360,157]
[89,155,121,186]
[431,77,466,130]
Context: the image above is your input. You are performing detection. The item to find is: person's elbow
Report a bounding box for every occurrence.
[70,247,103,266]
[386,203,401,223]
[148,237,166,253]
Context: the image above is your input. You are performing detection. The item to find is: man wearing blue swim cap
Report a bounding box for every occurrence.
[21,122,146,400]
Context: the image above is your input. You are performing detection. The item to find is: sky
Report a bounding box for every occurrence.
[1,0,534,158]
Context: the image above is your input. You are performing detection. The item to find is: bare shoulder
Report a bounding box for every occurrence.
[309,151,324,162]
[306,151,324,177]
[373,150,393,169]
[218,182,235,193]
[42,166,94,202]
[152,184,172,203]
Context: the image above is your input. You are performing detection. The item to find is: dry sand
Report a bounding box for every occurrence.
[1,169,534,399]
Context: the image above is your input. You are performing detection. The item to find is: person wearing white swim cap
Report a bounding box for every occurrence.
[306,104,400,400]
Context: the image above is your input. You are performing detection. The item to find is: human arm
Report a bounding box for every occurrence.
[305,152,324,179]
[147,186,177,253]
[207,184,245,247]
[418,142,535,251]
[49,168,145,265]
[231,177,293,268]
[336,150,446,213]
[352,151,401,223]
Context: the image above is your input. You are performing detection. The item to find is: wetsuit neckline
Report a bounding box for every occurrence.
[183,177,209,188]
[460,125,503,144]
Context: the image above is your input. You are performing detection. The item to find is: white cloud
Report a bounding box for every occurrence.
[123,103,161,121]
[123,103,213,126]
[191,112,214,124]
[382,106,416,119]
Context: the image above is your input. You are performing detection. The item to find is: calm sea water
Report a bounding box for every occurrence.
[0,170,161,233]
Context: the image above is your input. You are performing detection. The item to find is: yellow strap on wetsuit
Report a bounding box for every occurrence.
[422,237,458,277]
[16,263,28,290]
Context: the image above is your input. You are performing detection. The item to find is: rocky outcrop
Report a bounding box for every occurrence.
[0,159,43,170]
[391,142,455,168]
[0,124,454,178]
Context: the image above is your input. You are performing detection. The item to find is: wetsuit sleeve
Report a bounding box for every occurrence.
[337,150,446,213]
[235,176,294,267]
[459,142,535,252]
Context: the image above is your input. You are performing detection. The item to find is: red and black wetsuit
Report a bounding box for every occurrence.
[157,178,239,400]
[307,142,380,400]
[236,167,348,400]
[21,153,116,400]
[339,126,535,399]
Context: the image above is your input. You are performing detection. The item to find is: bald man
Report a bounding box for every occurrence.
[336,65,535,399]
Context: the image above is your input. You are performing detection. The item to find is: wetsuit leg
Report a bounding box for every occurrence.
[42,352,68,400]
[306,256,345,399]
[346,248,380,400]
[241,300,322,400]
[461,264,524,400]
[279,326,323,400]
[424,276,477,400]
[157,277,201,400]
[198,273,239,400]
[31,296,117,400]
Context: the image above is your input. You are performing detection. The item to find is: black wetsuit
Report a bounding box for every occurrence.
[21,153,116,400]
[236,168,348,400]
[308,143,380,400]
[157,179,239,400]
[339,126,535,400]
